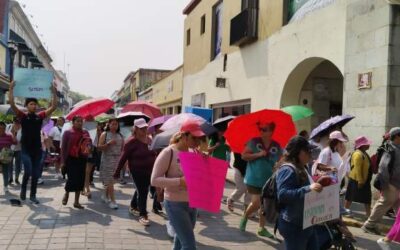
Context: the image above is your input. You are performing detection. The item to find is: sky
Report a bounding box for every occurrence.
[15,0,190,98]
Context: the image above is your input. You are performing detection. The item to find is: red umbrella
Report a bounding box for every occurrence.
[66,98,114,121]
[224,109,297,153]
[121,101,162,119]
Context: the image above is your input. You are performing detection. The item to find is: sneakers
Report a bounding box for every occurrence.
[139,216,150,226]
[361,224,381,235]
[20,191,26,201]
[37,178,44,185]
[239,217,248,232]
[377,238,392,250]
[101,194,110,204]
[257,227,274,238]
[119,179,127,185]
[109,201,118,209]
[227,199,234,212]
[129,207,140,216]
[30,197,40,205]
[3,187,9,194]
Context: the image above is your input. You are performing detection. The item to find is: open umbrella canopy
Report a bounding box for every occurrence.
[213,115,236,131]
[282,105,314,121]
[149,115,175,128]
[0,104,25,115]
[66,98,114,121]
[121,101,162,119]
[95,113,114,123]
[310,114,355,139]
[224,109,297,153]
[117,111,150,126]
[160,113,206,131]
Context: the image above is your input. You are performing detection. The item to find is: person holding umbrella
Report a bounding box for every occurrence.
[8,81,58,204]
[239,122,282,238]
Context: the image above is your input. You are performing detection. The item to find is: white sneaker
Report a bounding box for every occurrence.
[37,178,44,185]
[377,238,392,250]
[109,202,118,209]
[101,194,110,203]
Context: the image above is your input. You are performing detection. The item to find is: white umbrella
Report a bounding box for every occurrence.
[160,113,206,131]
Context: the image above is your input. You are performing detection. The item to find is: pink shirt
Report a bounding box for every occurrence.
[0,133,14,150]
[151,144,188,202]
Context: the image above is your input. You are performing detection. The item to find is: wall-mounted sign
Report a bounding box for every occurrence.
[358,72,372,89]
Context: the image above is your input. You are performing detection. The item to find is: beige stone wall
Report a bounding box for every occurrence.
[0,45,6,74]
[183,0,285,76]
[152,66,183,107]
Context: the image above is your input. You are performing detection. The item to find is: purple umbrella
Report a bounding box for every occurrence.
[149,115,175,128]
[310,114,355,139]
[42,119,55,136]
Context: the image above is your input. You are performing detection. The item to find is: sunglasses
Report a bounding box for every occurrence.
[259,127,273,132]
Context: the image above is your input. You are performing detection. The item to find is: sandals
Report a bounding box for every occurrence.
[62,193,69,205]
[73,203,85,209]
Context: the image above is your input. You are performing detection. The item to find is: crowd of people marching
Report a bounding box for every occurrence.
[2,81,400,250]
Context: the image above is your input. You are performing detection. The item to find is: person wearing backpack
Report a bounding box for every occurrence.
[344,136,373,217]
[276,136,322,250]
[60,116,92,209]
[98,118,124,210]
[362,127,400,235]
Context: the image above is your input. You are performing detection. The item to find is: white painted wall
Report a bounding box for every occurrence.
[182,0,347,112]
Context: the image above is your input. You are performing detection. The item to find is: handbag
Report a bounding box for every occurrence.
[0,147,13,165]
[156,149,174,203]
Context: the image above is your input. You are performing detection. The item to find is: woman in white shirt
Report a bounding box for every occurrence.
[49,117,65,179]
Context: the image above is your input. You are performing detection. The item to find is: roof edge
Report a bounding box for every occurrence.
[183,0,201,15]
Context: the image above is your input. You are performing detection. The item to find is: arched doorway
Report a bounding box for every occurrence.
[281,58,344,133]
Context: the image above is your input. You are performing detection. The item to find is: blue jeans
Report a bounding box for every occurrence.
[21,150,42,198]
[278,218,318,250]
[8,151,22,182]
[164,200,197,250]
[38,150,46,179]
[1,163,11,188]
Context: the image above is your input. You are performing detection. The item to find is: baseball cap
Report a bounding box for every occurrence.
[134,118,149,128]
[329,131,348,142]
[181,119,205,137]
[285,136,317,153]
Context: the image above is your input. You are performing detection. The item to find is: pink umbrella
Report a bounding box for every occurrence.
[121,101,162,119]
[66,98,114,121]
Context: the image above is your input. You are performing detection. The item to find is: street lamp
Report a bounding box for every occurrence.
[7,41,18,81]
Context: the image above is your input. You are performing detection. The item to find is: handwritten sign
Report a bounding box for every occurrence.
[14,68,54,98]
[178,152,228,213]
[303,184,340,229]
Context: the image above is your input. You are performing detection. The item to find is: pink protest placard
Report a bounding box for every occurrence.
[178,152,229,213]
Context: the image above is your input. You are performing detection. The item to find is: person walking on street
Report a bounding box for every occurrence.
[8,81,57,204]
[239,122,282,238]
[8,118,21,185]
[344,136,373,217]
[0,122,16,194]
[208,130,230,161]
[114,118,155,225]
[276,136,322,250]
[363,127,400,235]
[98,118,124,209]
[61,116,92,209]
[227,153,250,213]
[48,117,65,179]
[151,119,205,249]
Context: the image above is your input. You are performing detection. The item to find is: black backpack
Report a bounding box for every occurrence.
[262,164,299,224]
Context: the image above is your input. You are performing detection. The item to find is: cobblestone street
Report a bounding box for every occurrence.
[0,169,384,250]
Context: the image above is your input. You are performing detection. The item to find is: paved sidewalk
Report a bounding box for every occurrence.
[0,169,385,250]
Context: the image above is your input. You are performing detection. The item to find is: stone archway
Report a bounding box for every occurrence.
[280,57,344,132]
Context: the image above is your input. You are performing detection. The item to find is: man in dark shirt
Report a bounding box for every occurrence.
[9,81,57,204]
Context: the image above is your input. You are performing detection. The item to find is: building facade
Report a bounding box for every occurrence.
[152,65,183,115]
[115,68,171,107]
[0,0,10,103]
[181,0,400,148]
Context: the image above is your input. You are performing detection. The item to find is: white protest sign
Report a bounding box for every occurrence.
[303,184,340,229]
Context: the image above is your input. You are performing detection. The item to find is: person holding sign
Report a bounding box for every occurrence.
[9,81,57,204]
[151,119,204,250]
[239,122,282,238]
[276,136,322,250]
